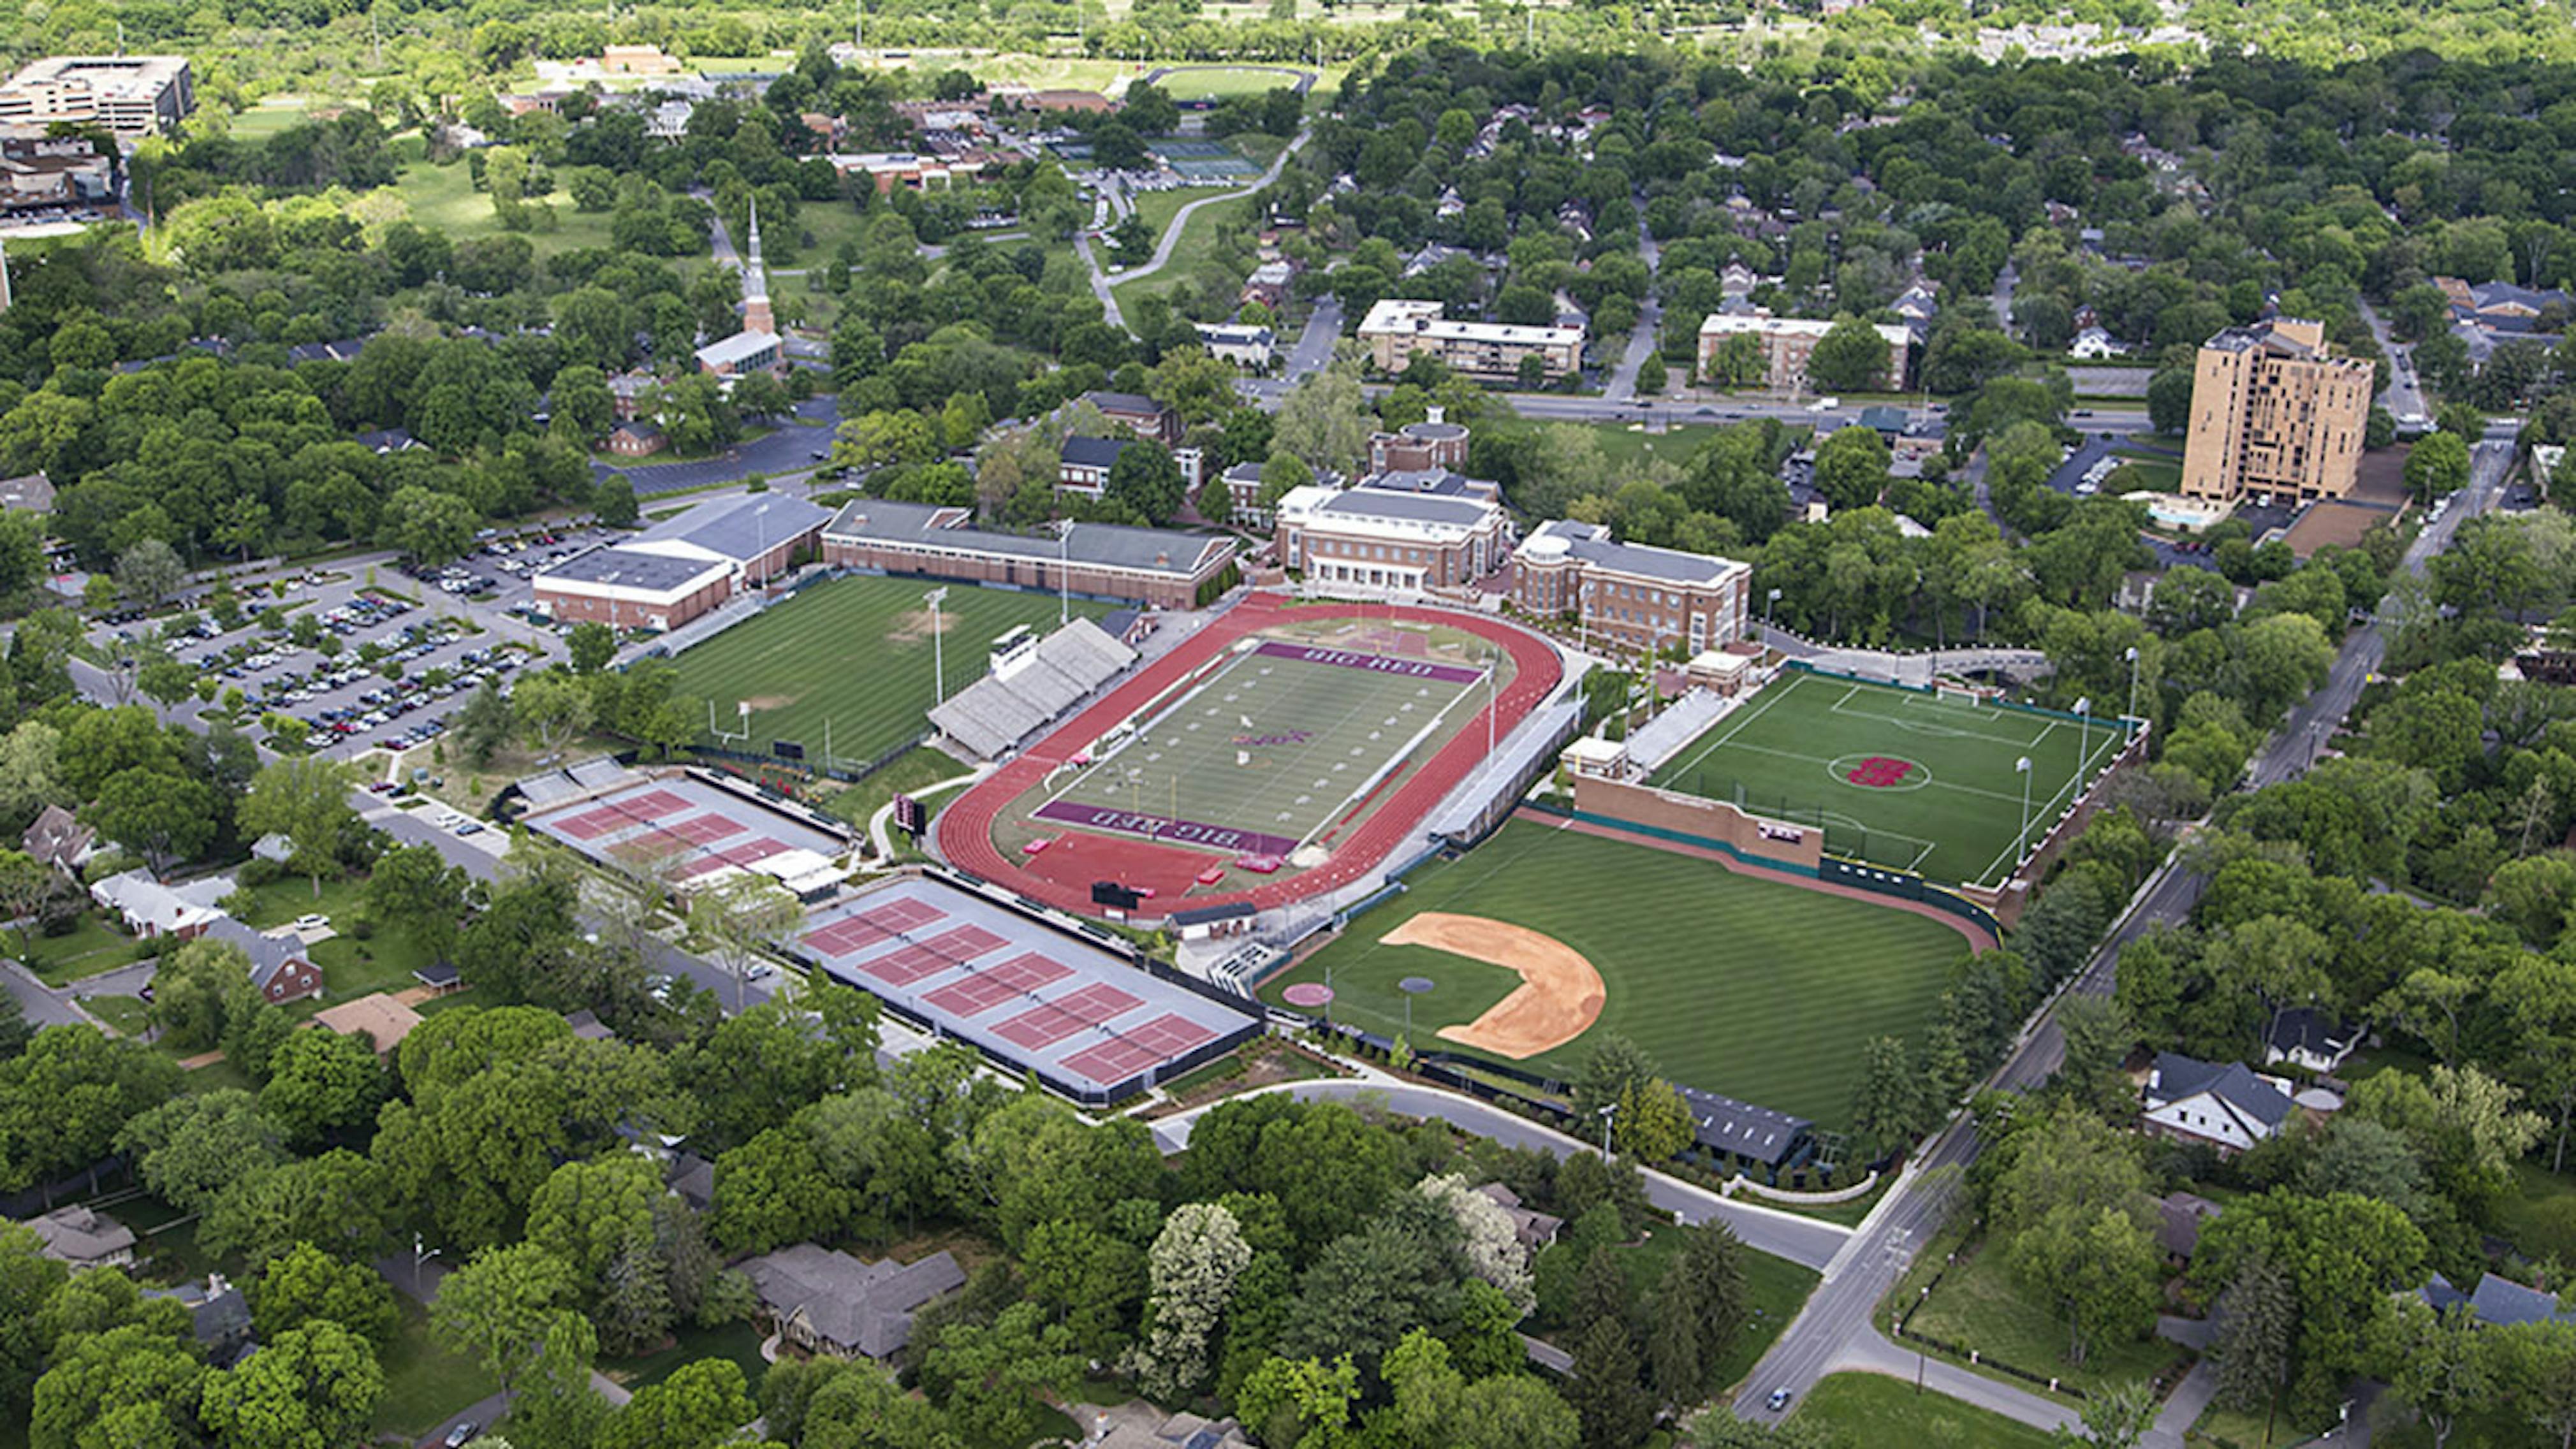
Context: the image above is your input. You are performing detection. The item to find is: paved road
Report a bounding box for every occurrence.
[589,395,842,492]
[1735,428,2519,1432]
[2357,298,2427,421]
[1150,1078,1855,1271]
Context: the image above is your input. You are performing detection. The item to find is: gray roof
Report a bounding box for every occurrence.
[823,500,1231,578]
[1315,489,1494,527]
[539,546,729,594]
[200,916,311,993]
[1525,520,1744,587]
[23,1204,135,1265]
[1674,1083,1811,1165]
[642,494,831,563]
[2158,1191,2219,1260]
[1359,468,1481,498]
[1061,435,1134,470]
[146,1278,254,1351]
[22,804,92,870]
[2423,1270,2576,1328]
[744,1244,965,1358]
[1084,391,1163,418]
[2205,319,2326,358]
[2148,1052,2294,1130]
[666,1152,715,1212]
[2264,1007,2357,1061]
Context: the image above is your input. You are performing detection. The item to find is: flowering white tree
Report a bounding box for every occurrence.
[1131,1201,1253,1399]
[1418,1173,1535,1316]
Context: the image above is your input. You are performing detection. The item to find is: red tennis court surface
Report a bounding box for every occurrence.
[854,924,1011,987]
[922,952,1075,1017]
[800,899,949,960]
[1062,1013,1218,1084]
[674,837,791,880]
[994,982,1145,1050]
[939,594,1561,920]
[664,815,744,843]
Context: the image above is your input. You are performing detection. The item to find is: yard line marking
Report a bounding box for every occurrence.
[1662,668,1811,782]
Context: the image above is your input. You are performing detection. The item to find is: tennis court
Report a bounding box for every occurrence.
[1027,632,1501,863]
[794,876,1255,1101]
[1646,669,2131,886]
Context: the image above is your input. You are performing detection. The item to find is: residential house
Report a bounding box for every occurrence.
[1081,391,1182,446]
[1240,260,1295,310]
[203,915,323,1006]
[314,993,423,1056]
[2263,1007,2362,1075]
[22,804,94,876]
[1092,1412,1255,1449]
[2140,1052,2295,1157]
[1194,324,1275,369]
[565,1008,615,1041]
[147,1274,256,1366]
[353,428,421,456]
[2156,1191,2220,1266]
[606,421,667,458]
[0,471,53,514]
[1217,462,1268,528]
[666,1152,715,1213]
[24,1204,134,1270]
[2070,325,2128,360]
[1474,1183,1562,1250]
[743,1244,967,1359]
[1058,435,1134,497]
[2422,1270,2576,1328]
[89,869,231,940]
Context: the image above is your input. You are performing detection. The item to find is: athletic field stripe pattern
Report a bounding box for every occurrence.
[937,595,1563,918]
[1262,820,1966,1128]
[1646,669,2130,885]
[663,574,1109,769]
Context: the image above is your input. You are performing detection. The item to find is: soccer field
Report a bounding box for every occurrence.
[1646,669,2130,887]
[1262,819,1971,1127]
[665,576,1108,768]
[1033,632,1497,859]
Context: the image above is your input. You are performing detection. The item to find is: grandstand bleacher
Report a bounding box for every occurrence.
[928,618,1137,760]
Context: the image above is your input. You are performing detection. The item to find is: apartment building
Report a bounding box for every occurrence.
[1358,298,1584,382]
[1695,307,1912,392]
[2178,319,2373,506]
[1511,520,1752,655]
[0,56,194,137]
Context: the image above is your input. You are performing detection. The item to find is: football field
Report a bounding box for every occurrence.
[1647,669,2130,886]
[1263,819,1972,1127]
[666,576,1108,768]
[1033,634,1498,859]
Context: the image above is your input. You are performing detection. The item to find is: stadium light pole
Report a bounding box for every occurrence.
[2124,646,2140,731]
[1764,586,1782,632]
[1058,521,1073,626]
[2015,755,2032,866]
[2074,695,2091,775]
[925,587,949,705]
[1597,1102,1618,1159]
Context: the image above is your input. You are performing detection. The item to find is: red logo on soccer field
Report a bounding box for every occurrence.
[1847,756,1916,788]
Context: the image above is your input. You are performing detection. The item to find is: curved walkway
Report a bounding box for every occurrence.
[1148,1076,1854,1271]
[868,767,988,861]
[1092,124,1310,332]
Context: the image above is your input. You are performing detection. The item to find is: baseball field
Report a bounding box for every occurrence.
[1261,818,1974,1127]
[1647,669,2130,886]
[666,575,1109,769]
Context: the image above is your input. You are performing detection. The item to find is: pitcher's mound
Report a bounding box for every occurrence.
[1381,911,1605,1059]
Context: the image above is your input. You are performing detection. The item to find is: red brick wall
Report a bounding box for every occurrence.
[817,539,1210,609]
[537,573,734,630]
[1570,776,1824,872]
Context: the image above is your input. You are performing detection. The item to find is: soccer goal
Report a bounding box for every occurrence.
[1935,683,1993,708]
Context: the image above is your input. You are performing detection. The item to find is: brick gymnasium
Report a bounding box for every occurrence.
[938,595,1562,919]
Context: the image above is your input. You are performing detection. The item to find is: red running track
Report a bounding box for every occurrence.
[937,594,1564,919]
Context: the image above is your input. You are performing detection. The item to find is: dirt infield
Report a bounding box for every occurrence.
[1383,911,1605,1059]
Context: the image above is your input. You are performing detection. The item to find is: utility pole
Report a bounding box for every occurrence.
[925,587,948,704]
[854,0,863,51]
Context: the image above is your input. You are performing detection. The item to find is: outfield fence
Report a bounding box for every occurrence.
[694,727,934,787]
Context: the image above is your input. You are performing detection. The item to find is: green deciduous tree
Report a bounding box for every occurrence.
[250,1242,399,1348]
[198,1318,384,1449]
[431,1242,576,1406]
[238,755,356,899]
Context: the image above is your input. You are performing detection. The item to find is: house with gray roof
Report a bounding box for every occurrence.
[23,1204,135,1270]
[1058,434,1136,495]
[2141,1052,2295,1158]
[22,803,94,876]
[1674,1082,1813,1172]
[742,1244,965,1359]
[2421,1270,2576,1329]
[200,915,323,1005]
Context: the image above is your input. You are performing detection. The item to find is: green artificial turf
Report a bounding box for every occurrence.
[1263,819,1972,1126]
[1647,667,2131,886]
[665,574,1111,769]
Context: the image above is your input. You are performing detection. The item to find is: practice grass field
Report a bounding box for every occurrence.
[1262,819,1970,1126]
[1033,621,1498,854]
[1647,669,2130,887]
[666,575,1109,768]
[1790,1373,2060,1447]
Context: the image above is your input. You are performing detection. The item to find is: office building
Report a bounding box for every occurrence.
[2178,319,2373,506]
[0,55,194,137]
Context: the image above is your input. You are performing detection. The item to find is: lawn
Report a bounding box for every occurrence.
[664,573,1111,769]
[1646,667,2132,887]
[1586,422,1720,473]
[1789,1371,2061,1446]
[228,98,315,140]
[820,745,977,837]
[1902,1235,2187,1401]
[1153,66,1305,100]
[1111,194,1256,319]
[374,1299,497,1440]
[233,875,433,1001]
[2491,1158,2576,1265]
[22,913,148,985]
[601,1320,768,1394]
[393,159,624,259]
[1265,819,1972,1127]
[1558,1223,1818,1395]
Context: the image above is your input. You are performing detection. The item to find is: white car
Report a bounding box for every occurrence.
[291,914,330,933]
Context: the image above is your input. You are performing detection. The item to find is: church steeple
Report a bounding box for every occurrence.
[740,198,774,335]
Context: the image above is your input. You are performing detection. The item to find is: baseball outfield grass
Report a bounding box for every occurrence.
[1261,819,1972,1128]
[666,574,1109,769]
